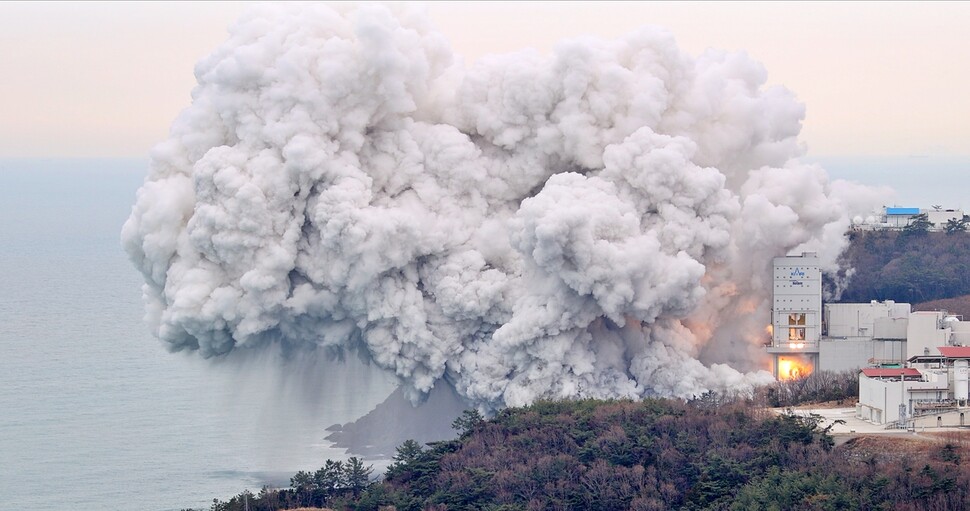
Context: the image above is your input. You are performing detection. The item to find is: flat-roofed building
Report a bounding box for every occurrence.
[767,252,820,379]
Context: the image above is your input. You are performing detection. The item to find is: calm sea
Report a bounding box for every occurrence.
[0,159,398,511]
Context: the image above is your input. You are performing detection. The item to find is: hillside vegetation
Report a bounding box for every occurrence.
[200,396,970,511]
[914,295,970,319]
[832,228,970,304]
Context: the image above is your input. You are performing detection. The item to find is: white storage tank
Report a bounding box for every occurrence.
[956,359,969,402]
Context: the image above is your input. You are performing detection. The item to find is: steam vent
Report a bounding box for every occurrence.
[767,252,820,379]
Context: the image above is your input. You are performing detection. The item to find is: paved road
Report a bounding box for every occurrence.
[780,406,970,445]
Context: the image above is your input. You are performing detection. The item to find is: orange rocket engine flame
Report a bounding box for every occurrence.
[777,356,813,381]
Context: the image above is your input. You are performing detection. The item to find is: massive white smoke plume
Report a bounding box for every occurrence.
[123,3,884,409]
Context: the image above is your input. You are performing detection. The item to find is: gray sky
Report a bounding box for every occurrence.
[2,2,969,184]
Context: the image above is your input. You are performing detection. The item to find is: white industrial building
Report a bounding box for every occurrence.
[855,206,965,231]
[857,368,937,425]
[767,253,910,377]
[766,251,970,427]
[905,311,970,360]
[927,208,966,230]
[819,301,910,371]
[857,347,970,427]
[853,310,970,426]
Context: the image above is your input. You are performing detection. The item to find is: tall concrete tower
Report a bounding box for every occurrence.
[767,252,821,379]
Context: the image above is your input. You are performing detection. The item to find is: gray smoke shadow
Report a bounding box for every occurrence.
[325,382,468,459]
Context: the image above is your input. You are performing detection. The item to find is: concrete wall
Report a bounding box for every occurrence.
[873,317,908,340]
[820,339,906,372]
[825,301,910,338]
[874,340,906,363]
[906,311,951,360]
[820,339,873,371]
[858,375,904,424]
[911,409,970,428]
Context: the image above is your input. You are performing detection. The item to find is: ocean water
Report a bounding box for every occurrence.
[0,159,399,511]
[806,154,970,209]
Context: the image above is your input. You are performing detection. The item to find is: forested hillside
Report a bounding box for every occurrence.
[831,227,970,304]
[915,295,970,319]
[200,396,970,511]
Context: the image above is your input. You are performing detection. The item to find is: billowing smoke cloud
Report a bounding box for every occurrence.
[122,3,885,409]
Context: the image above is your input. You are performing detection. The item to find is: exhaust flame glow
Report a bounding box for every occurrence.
[777,356,813,381]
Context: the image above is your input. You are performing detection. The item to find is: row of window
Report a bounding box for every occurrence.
[788,313,806,340]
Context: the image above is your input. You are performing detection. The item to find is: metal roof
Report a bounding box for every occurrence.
[937,346,970,358]
[861,367,921,378]
[886,207,920,215]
